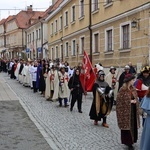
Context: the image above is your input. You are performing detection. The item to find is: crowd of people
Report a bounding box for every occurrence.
[0,58,150,150]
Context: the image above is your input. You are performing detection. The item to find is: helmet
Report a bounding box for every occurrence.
[98,70,105,77]
[109,66,116,72]
[124,65,130,70]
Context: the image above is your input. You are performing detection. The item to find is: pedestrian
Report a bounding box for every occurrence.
[89,70,113,128]
[140,87,150,150]
[128,62,136,75]
[68,69,84,113]
[135,66,150,126]
[116,74,140,150]
[105,66,118,105]
[118,65,130,91]
[58,66,69,107]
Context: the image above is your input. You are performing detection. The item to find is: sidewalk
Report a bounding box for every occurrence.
[0,74,51,150]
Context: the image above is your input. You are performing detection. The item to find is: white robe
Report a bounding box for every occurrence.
[14,63,20,80]
[58,71,69,99]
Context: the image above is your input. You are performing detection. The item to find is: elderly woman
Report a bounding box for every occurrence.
[116,74,140,150]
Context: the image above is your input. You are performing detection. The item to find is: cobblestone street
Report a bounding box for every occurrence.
[1,73,142,150]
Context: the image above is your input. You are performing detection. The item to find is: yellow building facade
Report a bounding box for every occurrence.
[46,0,150,68]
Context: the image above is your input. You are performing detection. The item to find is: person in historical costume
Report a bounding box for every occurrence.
[134,66,150,126]
[116,74,140,150]
[89,70,113,128]
[140,87,150,150]
[28,61,34,89]
[58,66,70,107]
[18,60,24,84]
[105,66,118,105]
[68,69,84,113]
[22,61,30,87]
[118,65,130,91]
[10,60,17,79]
[15,60,20,81]
[30,61,38,93]
[45,65,59,101]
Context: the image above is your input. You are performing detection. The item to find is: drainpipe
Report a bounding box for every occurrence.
[41,21,43,59]
[89,0,92,63]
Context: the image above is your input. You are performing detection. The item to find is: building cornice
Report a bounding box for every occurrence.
[48,39,62,46]
[91,3,150,30]
[45,0,71,22]
[62,27,89,40]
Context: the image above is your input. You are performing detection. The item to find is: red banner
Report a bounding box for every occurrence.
[80,51,96,92]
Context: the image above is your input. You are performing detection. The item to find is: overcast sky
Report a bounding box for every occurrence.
[0,0,52,20]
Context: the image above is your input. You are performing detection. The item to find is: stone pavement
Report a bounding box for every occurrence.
[0,74,51,150]
[1,73,142,150]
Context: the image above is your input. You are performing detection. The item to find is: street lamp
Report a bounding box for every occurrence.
[131,18,140,30]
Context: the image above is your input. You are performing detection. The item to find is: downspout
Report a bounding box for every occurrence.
[41,21,43,59]
[89,0,92,63]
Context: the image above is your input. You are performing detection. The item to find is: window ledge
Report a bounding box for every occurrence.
[59,29,62,32]
[64,25,68,29]
[65,56,69,58]
[71,55,76,58]
[104,2,113,8]
[119,48,131,53]
[79,15,85,21]
[104,51,113,54]
[71,21,75,25]
[92,9,99,15]
[79,54,84,57]
[54,31,58,35]
[50,34,53,37]
[93,52,100,56]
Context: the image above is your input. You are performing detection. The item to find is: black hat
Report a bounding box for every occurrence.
[123,74,135,83]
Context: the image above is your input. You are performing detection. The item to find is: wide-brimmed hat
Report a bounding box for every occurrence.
[141,66,149,73]
[124,74,135,83]
[109,66,116,72]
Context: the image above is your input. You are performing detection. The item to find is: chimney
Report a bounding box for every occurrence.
[27,5,33,11]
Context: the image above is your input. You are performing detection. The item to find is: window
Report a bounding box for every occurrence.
[79,0,84,17]
[39,29,41,39]
[29,34,31,43]
[64,11,68,27]
[72,40,76,56]
[122,24,129,49]
[80,36,84,54]
[60,44,63,60]
[93,33,99,52]
[51,23,53,35]
[92,0,98,11]
[55,46,58,58]
[51,47,54,59]
[59,16,63,30]
[55,19,58,32]
[105,28,113,51]
[65,42,69,57]
[28,35,29,43]
[71,5,75,22]
[32,32,34,41]
[36,30,38,40]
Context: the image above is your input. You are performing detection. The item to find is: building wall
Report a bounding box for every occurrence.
[47,0,150,68]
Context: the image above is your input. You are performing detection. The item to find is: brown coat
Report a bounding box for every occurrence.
[116,86,140,130]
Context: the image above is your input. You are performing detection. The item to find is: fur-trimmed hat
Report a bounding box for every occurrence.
[123,74,135,83]
[141,66,149,73]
